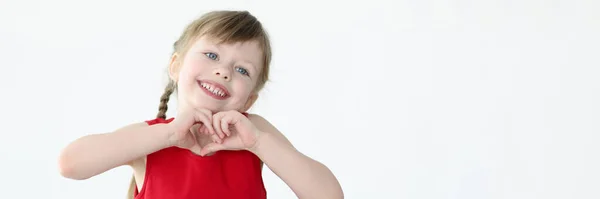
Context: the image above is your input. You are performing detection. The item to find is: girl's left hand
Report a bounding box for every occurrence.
[198,110,262,156]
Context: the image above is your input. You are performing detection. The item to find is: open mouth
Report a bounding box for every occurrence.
[197,80,230,100]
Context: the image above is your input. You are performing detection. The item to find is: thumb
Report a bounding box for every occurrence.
[200,143,225,156]
[188,142,204,156]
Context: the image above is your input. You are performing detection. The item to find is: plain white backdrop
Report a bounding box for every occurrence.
[1,0,599,198]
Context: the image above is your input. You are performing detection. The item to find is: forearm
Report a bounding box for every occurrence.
[58,123,172,180]
[251,132,343,199]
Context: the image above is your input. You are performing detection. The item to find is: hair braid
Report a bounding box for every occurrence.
[156,80,175,119]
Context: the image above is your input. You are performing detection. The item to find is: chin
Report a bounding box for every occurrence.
[184,90,242,112]
[190,100,218,111]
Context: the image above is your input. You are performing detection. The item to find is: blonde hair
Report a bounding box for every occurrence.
[127,10,272,198]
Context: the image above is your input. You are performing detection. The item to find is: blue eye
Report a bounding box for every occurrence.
[236,67,249,76]
[204,52,218,60]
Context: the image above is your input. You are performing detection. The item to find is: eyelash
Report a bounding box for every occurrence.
[204,52,250,76]
[236,67,249,76]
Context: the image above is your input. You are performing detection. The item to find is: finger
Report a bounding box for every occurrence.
[199,142,225,156]
[212,112,226,139]
[211,134,222,144]
[190,128,199,137]
[188,129,205,149]
[221,114,233,137]
[180,129,197,149]
[189,142,203,155]
[195,110,216,135]
[198,125,210,135]
[193,118,209,138]
[195,124,204,135]
[203,113,217,136]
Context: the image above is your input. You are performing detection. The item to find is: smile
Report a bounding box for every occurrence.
[197,80,230,100]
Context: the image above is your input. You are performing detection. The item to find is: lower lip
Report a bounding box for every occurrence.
[198,81,228,100]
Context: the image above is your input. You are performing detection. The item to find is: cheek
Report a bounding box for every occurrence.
[232,82,253,99]
[179,61,206,80]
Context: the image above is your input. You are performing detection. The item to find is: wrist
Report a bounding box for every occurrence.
[248,130,270,155]
[153,123,178,148]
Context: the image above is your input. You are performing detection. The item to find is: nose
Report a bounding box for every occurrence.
[213,67,231,81]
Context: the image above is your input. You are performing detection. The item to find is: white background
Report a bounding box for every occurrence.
[1,0,599,198]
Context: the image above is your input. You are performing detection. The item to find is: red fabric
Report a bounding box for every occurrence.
[134,115,266,199]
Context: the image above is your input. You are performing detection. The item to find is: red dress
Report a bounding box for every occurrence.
[134,117,267,199]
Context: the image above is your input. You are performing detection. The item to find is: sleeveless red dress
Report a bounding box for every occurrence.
[133,117,267,199]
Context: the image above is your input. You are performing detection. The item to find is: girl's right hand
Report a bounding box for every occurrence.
[167,108,225,154]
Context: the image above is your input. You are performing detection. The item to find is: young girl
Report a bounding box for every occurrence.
[58,10,343,199]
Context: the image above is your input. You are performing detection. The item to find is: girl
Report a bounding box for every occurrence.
[58,10,343,199]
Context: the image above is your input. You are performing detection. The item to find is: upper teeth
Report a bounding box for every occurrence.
[201,83,225,97]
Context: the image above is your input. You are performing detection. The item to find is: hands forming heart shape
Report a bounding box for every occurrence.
[167,109,262,156]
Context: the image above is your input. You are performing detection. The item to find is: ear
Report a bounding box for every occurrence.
[168,53,181,82]
[242,93,259,112]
